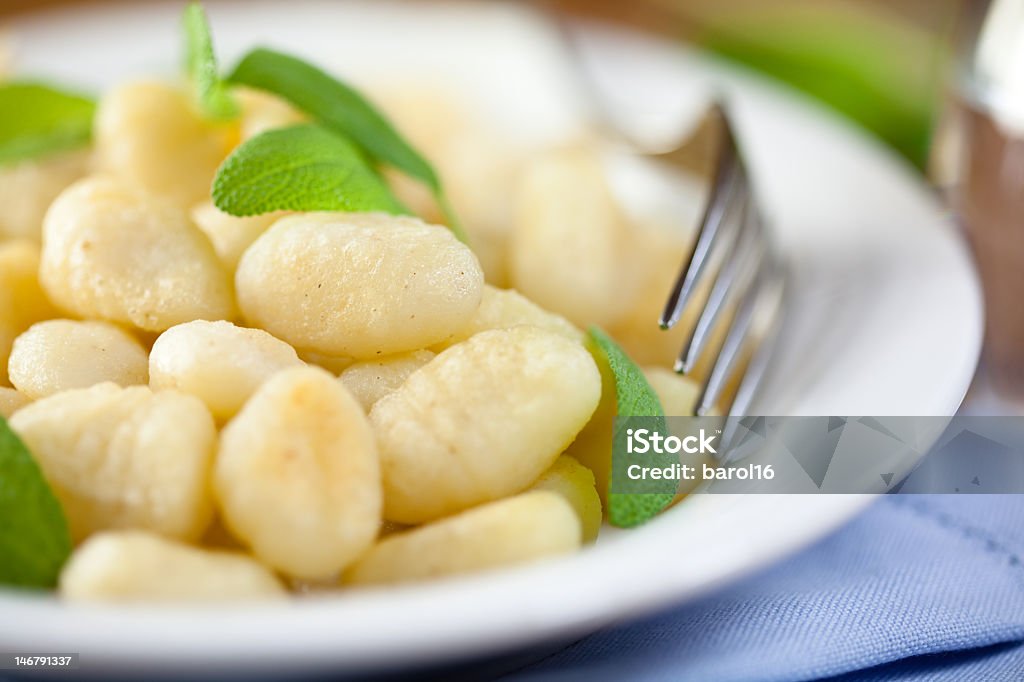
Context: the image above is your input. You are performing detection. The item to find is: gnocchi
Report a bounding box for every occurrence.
[235,212,484,358]
[190,201,287,272]
[344,491,581,586]
[0,387,30,419]
[373,87,520,286]
[370,326,601,523]
[149,320,304,421]
[297,350,356,375]
[432,284,582,351]
[214,367,381,579]
[10,383,217,542]
[529,455,603,543]
[607,224,709,370]
[40,176,236,332]
[94,81,234,207]
[509,146,634,328]
[339,349,435,411]
[1,12,717,600]
[235,87,305,141]
[0,240,59,385]
[0,149,89,242]
[60,531,286,602]
[8,319,148,399]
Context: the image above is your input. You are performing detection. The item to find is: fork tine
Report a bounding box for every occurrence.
[659,103,743,330]
[726,278,787,419]
[695,257,785,417]
[716,277,787,462]
[675,199,766,374]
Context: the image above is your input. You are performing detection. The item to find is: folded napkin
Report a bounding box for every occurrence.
[508,495,1024,681]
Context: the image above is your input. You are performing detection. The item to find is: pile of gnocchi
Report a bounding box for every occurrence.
[0,57,708,603]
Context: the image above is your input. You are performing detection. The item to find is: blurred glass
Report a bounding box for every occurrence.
[940,0,1024,400]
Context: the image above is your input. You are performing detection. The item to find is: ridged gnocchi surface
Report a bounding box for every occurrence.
[370,326,601,524]
[10,383,217,542]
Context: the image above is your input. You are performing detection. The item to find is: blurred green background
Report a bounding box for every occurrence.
[556,0,961,170]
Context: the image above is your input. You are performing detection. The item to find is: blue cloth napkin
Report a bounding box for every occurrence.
[508,495,1024,681]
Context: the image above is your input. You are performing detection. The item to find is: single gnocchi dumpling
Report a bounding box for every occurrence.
[235,212,484,358]
[60,531,286,602]
[0,240,59,386]
[528,455,602,543]
[190,201,287,273]
[0,149,90,242]
[149,320,304,422]
[432,285,582,351]
[0,387,30,419]
[9,383,217,542]
[40,176,236,332]
[509,146,634,328]
[8,319,148,399]
[94,80,234,207]
[214,366,381,580]
[344,491,581,586]
[338,349,435,411]
[370,326,601,524]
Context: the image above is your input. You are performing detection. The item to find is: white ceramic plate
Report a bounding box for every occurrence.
[0,1,982,677]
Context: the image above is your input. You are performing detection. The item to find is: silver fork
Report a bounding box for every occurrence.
[557,24,788,419]
[659,105,788,418]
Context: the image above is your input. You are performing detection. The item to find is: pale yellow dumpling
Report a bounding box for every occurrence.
[235,212,483,358]
[215,367,381,580]
[60,531,286,602]
[8,319,148,399]
[371,326,601,524]
[344,491,581,586]
[149,320,303,421]
[10,383,217,543]
[94,80,233,207]
[40,176,236,332]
